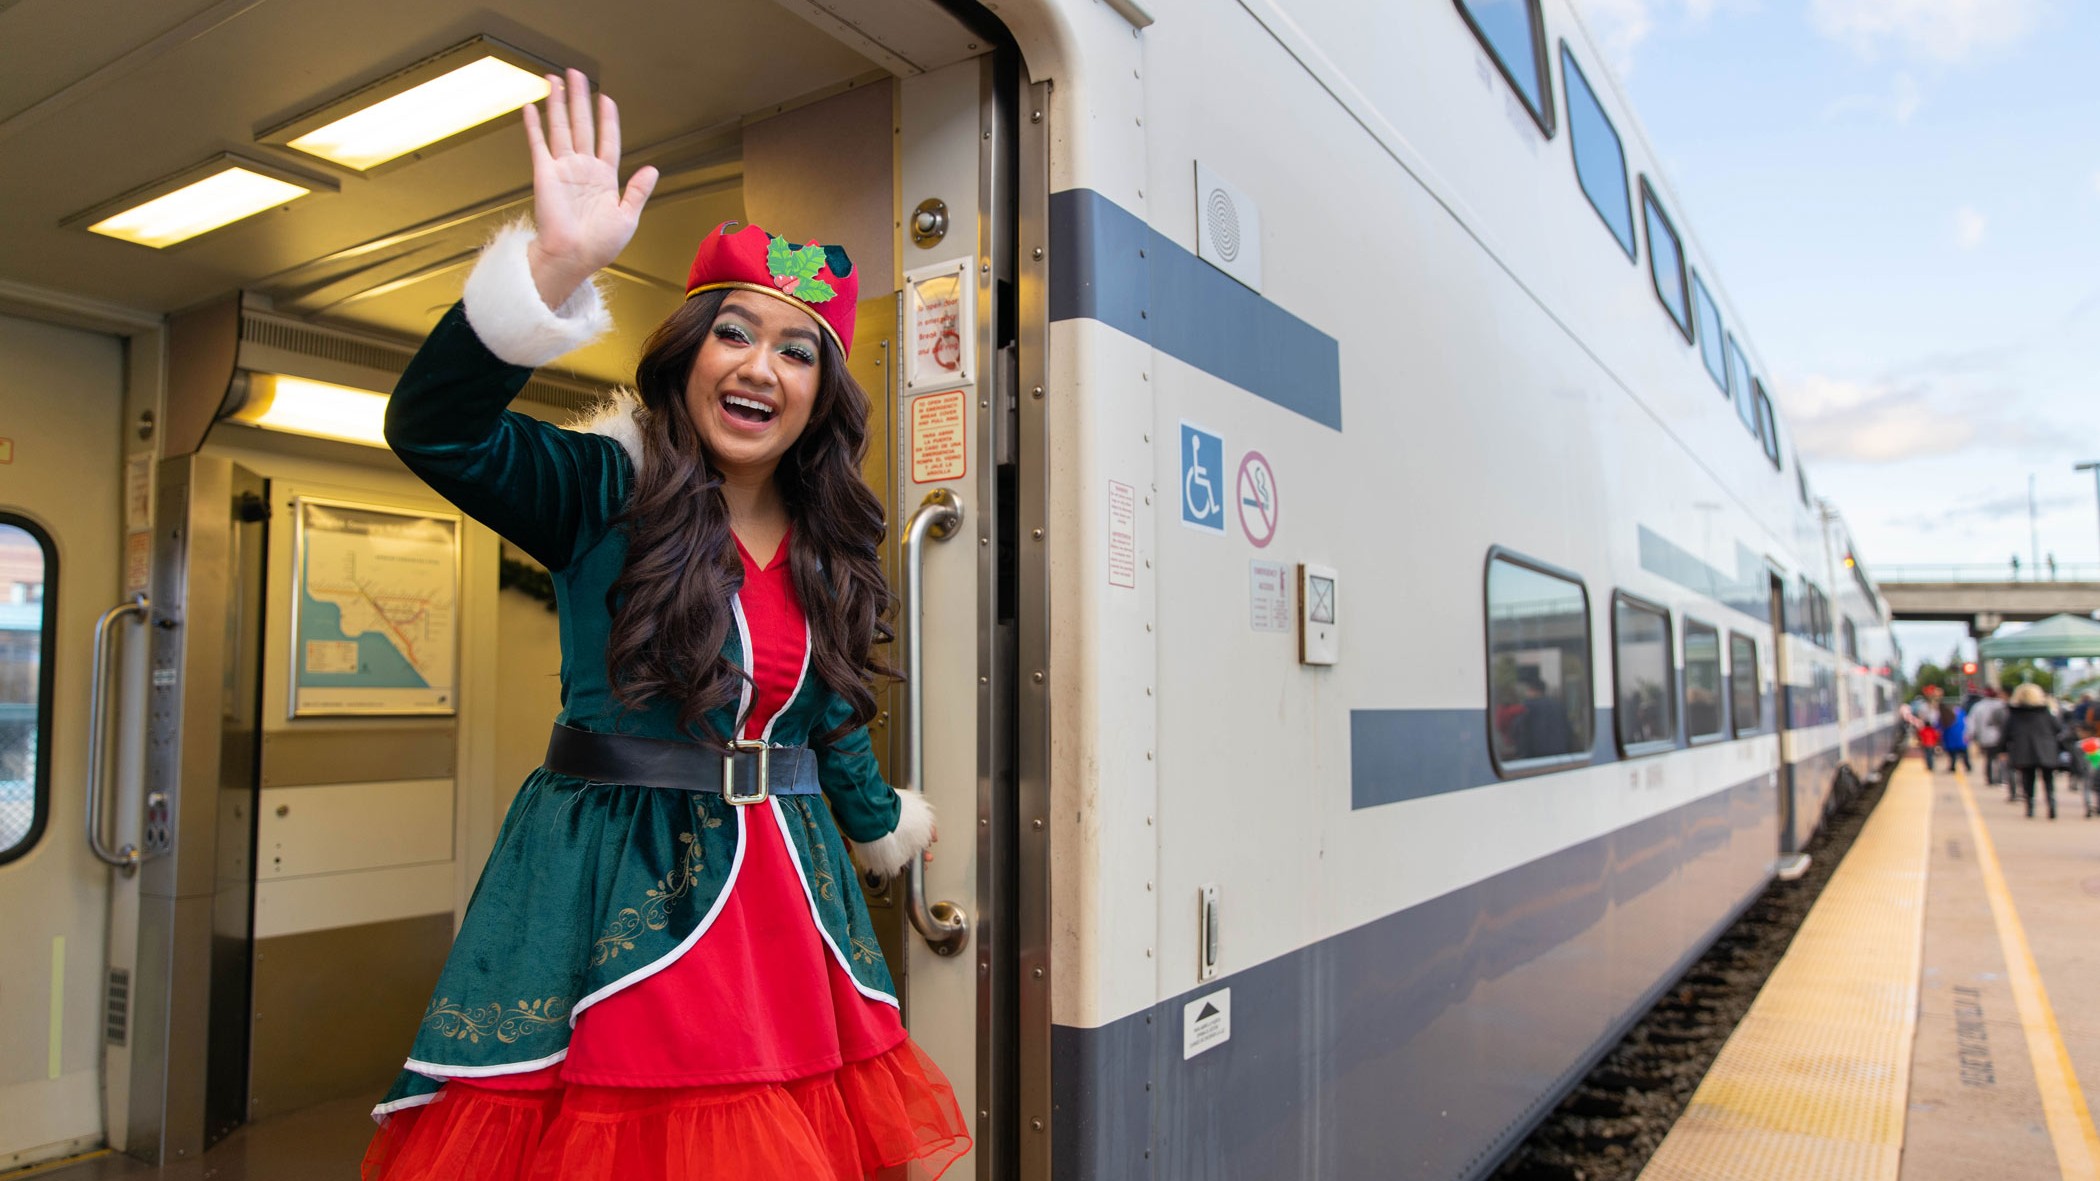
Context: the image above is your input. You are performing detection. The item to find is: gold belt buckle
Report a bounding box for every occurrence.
[722,739,771,805]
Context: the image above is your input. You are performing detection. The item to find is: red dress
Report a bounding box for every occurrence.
[363,533,969,1180]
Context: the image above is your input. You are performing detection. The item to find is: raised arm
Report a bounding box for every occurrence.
[384,71,660,570]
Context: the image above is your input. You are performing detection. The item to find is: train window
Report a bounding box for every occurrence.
[1684,620,1723,742]
[1726,335,1757,435]
[1612,593,1677,754]
[1485,551,1595,774]
[1843,618,1861,665]
[1754,381,1781,468]
[1456,0,1554,135]
[1796,455,1811,507]
[1692,273,1727,393]
[0,515,55,865]
[1729,632,1760,737]
[1640,179,1692,343]
[1561,45,1634,258]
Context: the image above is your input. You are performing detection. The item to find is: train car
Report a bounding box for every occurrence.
[0,0,1901,1178]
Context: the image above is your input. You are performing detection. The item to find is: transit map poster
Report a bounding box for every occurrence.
[289,498,459,717]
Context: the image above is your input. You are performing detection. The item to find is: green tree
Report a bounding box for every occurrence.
[1914,662,1953,695]
[1997,661,2056,694]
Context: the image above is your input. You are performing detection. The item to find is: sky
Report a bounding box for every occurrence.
[1564,0,2100,669]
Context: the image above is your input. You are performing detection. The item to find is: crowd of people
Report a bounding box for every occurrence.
[1907,684,2100,819]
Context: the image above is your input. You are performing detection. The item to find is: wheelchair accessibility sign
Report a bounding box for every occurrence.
[1179,422,1226,534]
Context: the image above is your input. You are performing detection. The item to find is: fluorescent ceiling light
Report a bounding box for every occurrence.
[73,156,326,249]
[266,37,559,172]
[227,374,389,448]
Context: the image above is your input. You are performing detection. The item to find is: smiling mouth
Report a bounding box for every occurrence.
[722,394,777,424]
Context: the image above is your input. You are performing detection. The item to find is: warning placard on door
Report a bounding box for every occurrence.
[910,390,968,483]
[906,259,973,391]
[1107,480,1137,589]
[1183,988,1231,1060]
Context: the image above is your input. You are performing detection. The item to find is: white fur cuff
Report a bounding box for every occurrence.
[461,222,612,368]
[850,789,937,875]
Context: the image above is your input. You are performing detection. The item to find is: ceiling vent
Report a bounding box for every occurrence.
[1195,162,1262,294]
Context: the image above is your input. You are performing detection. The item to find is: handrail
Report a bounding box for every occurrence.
[87,593,147,873]
[901,489,969,957]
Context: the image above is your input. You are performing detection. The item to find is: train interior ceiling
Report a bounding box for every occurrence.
[0,0,989,1174]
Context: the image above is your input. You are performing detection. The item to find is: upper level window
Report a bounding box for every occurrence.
[1754,381,1781,468]
[1842,618,1862,665]
[1456,0,1554,135]
[0,516,55,865]
[1726,335,1757,435]
[1730,632,1760,737]
[1692,273,1727,394]
[1613,593,1677,755]
[1796,455,1811,507]
[1684,619,1723,742]
[1486,550,1595,773]
[1640,179,1692,343]
[1561,45,1633,258]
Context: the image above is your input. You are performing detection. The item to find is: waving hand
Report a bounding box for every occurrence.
[521,69,659,310]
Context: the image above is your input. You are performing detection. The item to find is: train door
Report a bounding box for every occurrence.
[1768,570,1797,855]
[0,314,124,1170]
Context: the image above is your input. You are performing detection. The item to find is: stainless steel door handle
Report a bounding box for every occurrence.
[901,489,969,956]
[87,593,147,872]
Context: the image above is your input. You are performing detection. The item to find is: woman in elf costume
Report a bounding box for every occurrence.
[360,70,970,1180]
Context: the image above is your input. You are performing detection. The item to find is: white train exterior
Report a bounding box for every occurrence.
[0,0,1901,1177]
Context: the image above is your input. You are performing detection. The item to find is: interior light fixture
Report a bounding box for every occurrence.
[262,36,561,172]
[225,373,390,448]
[67,154,333,249]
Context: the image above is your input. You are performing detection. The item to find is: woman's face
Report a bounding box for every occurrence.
[683,295,824,482]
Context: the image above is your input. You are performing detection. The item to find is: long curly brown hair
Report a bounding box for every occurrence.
[604,290,893,745]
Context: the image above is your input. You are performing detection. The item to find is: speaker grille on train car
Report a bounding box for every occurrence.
[105,967,129,1046]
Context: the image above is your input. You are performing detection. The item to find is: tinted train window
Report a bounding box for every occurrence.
[1726,335,1757,434]
[1613,594,1677,754]
[0,517,54,864]
[1456,0,1553,134]
[1640,180,1692,342]
[1562,46,1633,258]
[1486,552,1595,773]
[1684,620,1723,741]
[1730,632,1760,736]
[1754,382,1781,467]
[1692,273,1727,393]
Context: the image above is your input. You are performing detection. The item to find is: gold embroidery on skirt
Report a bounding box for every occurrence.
[591,803,721,966]
[420,995,569,1044]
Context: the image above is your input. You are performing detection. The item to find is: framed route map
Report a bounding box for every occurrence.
[289,497,460,717]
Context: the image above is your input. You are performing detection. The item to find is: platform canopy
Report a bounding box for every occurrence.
[1977,613,2100,659]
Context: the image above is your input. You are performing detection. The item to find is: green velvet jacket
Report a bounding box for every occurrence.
[373,296,908,1112]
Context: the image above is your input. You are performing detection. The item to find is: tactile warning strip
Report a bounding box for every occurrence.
[1638,762,1932,1181]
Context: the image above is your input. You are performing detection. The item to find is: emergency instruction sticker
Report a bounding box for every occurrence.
[1183,988,1231,1059]
[905,259,973,391]
[1107,481,1137,589]
[1249,560,1289,632]
[909,390,968,483]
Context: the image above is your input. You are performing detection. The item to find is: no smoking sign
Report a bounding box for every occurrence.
[1237,451,1278,548]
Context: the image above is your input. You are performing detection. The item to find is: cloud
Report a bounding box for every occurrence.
[1956,205,1987,248]
[1569,0,1730,76]
[1824,71,1924,122]
[1809,0,2046,64]
[1944,491,2079,522]
[1777,375,1976,463]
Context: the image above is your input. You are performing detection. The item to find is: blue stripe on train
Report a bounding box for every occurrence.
[1048,189,1344,431]
[1052,771,1780,1180]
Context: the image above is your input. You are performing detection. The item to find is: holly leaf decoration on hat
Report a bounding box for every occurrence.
[766,236,838,304]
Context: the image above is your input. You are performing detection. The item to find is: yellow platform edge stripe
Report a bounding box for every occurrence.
[1638,763,1933,1181]
[1953,771,2100,1181]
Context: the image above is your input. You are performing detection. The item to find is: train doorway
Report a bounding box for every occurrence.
[1769,570,1796,855]
[0,4,1030,1176]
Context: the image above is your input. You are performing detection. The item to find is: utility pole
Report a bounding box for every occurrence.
[2077,461,2100,570]
[2030,473,2041,581]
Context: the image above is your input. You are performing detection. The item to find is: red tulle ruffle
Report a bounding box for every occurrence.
[362,1038,968,1181]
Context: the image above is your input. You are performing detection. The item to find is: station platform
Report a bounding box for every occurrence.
[1641,756,2100,1181]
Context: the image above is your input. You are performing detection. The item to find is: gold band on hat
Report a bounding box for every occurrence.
[685,280,844,353]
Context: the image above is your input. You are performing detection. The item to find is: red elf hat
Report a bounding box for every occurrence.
[685,222,858,357]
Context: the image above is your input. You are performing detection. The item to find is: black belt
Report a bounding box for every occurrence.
[543,723,819,804]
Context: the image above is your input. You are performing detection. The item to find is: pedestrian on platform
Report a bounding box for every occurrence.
[360,71,968,1181]
[1967,687,2010,795]
[1942,702,1971,773]
[1917,700,1942,771]
[2004,683,2068,820]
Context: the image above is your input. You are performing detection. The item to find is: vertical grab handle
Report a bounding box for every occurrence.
[87,593,148,873]
[902,489,970,956]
